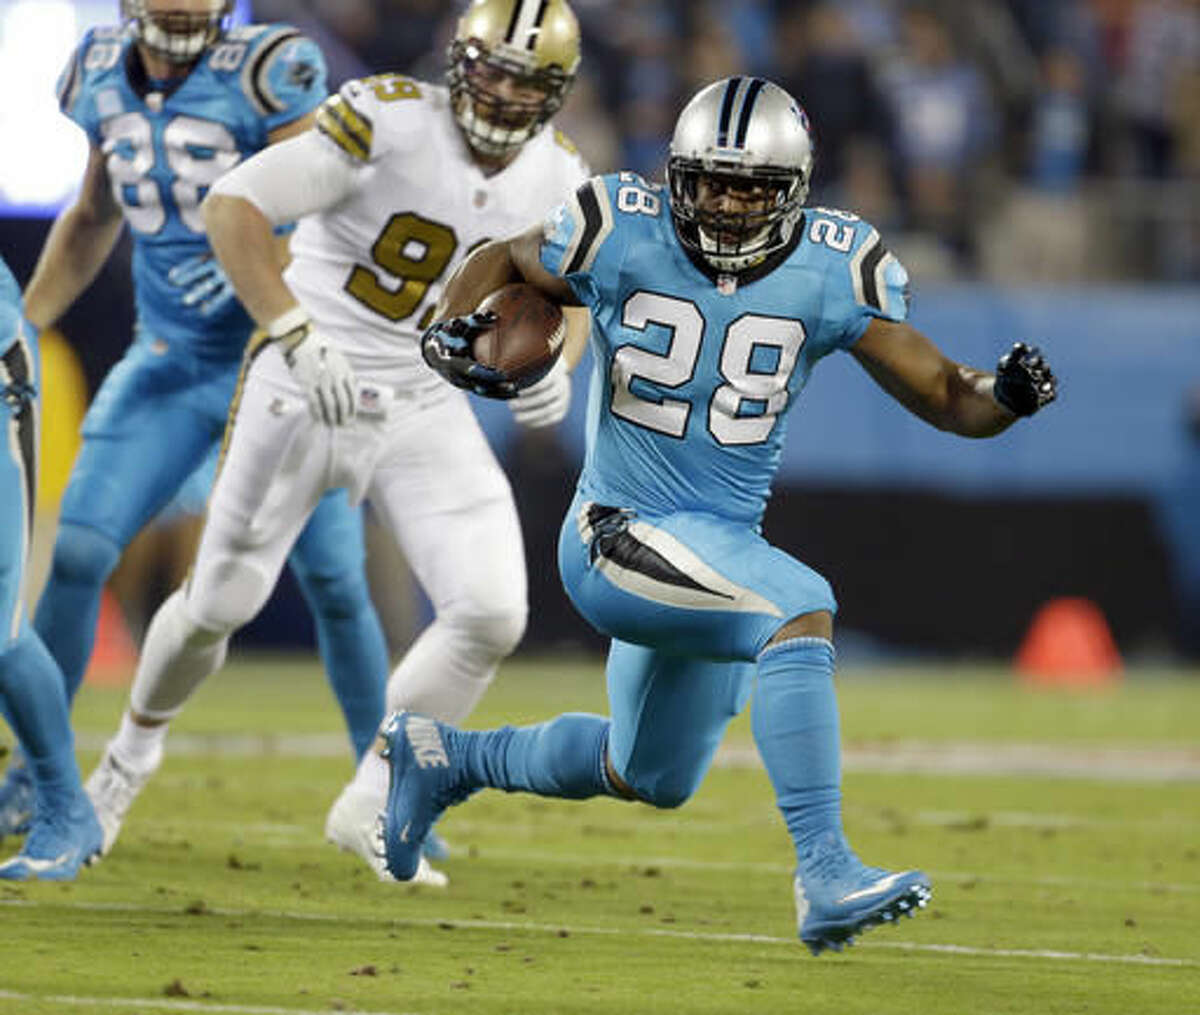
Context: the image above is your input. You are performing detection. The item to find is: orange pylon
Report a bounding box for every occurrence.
[84,588,137,687]
[1016,597,1122,688]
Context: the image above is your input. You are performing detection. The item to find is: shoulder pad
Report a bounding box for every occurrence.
[803,207,909,320]
[545,175,617,277]
[57,26,125,116]
[551,128,591,178]
[845,225,909,320]
[552,129,579,156]
[213,24,326,120]
[316,75,427,163]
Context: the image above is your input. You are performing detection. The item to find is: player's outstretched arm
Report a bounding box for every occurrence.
[23,145,124,331]
[851,318,1057,437]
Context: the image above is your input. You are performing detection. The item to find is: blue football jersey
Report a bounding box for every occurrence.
[56,24,326,359]
[0,258,22,361]
[542,172,910,527]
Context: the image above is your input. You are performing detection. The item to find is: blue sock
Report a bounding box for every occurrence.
[751,638,843,863]
[32,522,121,703]
[292,565,389,761]
[0,629,86,799]
[452,712,612,799]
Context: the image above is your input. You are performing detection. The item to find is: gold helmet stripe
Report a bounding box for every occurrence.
[504,0,550,50]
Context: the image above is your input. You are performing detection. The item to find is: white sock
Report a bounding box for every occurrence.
[384,620,500,723]
[352,749,389,798]
[109,711,167,772]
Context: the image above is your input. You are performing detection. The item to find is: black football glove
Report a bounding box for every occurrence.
[993,342,1057,417]
[420,310,519,400]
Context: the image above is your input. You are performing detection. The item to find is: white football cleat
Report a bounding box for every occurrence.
[325,780,448,888]
[84,744,158,855]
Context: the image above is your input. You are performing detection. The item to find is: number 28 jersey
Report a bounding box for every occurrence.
[283,75,589,385]
[541,173,912,528]
[56,24,326,359]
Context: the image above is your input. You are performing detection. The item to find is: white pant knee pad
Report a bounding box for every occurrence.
[185,554,275,635]
[450,604,528,666]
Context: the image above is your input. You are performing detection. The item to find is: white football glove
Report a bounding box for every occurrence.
[270,309,357,426]
[509,356,570,429]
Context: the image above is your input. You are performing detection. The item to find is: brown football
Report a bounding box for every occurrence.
[472,283,566,385]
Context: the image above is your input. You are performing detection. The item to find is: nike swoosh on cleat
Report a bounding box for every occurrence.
[3,851,71,874]
[398,821,411,844]
[836,872,907,905]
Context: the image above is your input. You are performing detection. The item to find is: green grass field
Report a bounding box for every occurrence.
[2,656,1198,1015]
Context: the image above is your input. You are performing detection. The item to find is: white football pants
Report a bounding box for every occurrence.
[131,342,527,725]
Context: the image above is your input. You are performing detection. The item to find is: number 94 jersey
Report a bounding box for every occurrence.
[56,24,326,359]
[284,76,588,385]
[541,172,912,528]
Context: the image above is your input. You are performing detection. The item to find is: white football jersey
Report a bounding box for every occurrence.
[284,73,590,386]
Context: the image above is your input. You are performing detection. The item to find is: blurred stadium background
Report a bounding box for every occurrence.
[1,0,1198,672]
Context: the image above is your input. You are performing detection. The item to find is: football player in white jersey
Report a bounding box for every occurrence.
[89,0,592,885]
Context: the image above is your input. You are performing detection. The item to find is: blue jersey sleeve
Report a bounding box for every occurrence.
[249,29,327,131]
[0,259,25,359]
[539,174,628,309]
[807,209,910,350]
[55,27,124,143]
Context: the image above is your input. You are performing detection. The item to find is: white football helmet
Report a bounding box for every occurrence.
[121,0,233,65]
[667,77,814,273]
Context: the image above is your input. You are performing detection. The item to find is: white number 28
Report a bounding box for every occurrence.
[611,291,805,446]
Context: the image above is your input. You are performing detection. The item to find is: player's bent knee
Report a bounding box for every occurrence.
[609,759,698,810]
[624,772,696,810]
[185,556,273,634]
[46,523,121,588]
[766,608,835,646]
[448,604,527,661]
[293,564,371,621]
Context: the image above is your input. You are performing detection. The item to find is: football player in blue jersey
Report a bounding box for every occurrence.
[382,77,1058,954]
[0,256,103,880]
[0,0,390,850]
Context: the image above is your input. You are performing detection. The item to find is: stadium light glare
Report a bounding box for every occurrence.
[0,0,254,216]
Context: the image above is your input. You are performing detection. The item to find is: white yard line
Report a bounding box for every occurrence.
[2,898,1195,970]
[83,818,1200,895]
[0,991,419,1015]
[71,733,1200,781]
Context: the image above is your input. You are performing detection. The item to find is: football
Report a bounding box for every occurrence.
[472,283,566,387]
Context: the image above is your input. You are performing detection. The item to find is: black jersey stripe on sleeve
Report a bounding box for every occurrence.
[563,181,604,275]
[860,238,887,312]
[248,28,302,115]
[2,340,36,541]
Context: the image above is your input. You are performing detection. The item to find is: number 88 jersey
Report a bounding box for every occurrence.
[56,24,326,359]
[541,172,912,528]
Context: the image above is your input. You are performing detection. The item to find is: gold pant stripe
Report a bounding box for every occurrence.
[185,330,275,596]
